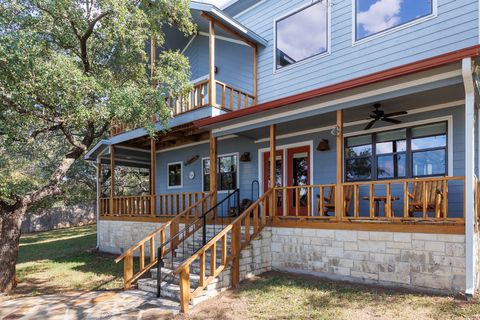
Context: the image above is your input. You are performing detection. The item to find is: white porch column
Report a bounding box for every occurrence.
[462,57,476,297]
[96,157,101,249]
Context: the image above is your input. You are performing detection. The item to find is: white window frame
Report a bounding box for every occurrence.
[273,0,331,73]
[167,161,183,189]
[202,152,240,193]
[352,0,438,46]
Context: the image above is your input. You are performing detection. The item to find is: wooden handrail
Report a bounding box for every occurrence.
[175,189,274,312]
[114,191,214,289]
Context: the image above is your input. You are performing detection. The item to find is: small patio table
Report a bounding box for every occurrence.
[361,195,400,217]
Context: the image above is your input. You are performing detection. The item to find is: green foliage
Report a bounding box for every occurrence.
[0,0,195,207]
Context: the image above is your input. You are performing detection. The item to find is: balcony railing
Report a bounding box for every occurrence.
[272,176,465,224]
[99,192,209,218]
[110,79,256,137]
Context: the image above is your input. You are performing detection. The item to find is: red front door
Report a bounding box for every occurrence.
[287,146,310,216]
[263,150,283,216]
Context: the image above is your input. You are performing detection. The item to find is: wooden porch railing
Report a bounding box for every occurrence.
[174,188,274,313]
[110,79,256,137]
[273,177,465,224]
[114,191,214,289]
[99,192,208,218]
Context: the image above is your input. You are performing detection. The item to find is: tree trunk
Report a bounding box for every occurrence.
[0,205,26,292]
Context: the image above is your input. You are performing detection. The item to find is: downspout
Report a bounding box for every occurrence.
[462,57,475,298]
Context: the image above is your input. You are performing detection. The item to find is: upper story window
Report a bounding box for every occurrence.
[345,121,447,181]
[355,0,434,41]
[276,1,328,69]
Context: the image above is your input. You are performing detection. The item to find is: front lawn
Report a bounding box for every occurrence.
[13,225,124,298]
[178,272,480,320]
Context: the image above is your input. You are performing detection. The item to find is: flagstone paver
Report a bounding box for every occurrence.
[0,290,179,320]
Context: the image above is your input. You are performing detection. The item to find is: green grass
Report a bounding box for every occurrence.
[234,274,480,320]
[14,225,126,297]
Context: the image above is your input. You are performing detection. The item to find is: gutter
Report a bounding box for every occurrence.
[195,44,480,129]
[462,57,475,298]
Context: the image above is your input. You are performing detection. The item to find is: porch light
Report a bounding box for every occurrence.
[316,139,330,151]
[240,152,251,162]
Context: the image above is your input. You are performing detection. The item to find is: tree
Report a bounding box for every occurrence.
[0,0,195,292]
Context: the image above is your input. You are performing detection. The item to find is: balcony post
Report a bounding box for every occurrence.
[109,145,115,216]
[269,125,276,216]
[96,158,101,248]
[253,45,258,105]
[462,57,475,297]
[150,138,157,216]
[209,20,216,107]
[335,110,344,219]
[210,133,218,214]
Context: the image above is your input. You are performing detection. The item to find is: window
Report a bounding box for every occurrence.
[345,122,447,181]
[203,154,238,192]
[275,1,328,69]
[355,0,434,41]
[167,162,182,188]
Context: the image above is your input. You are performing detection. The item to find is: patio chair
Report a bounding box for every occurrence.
[408,180,445,218]
[316,185,353,217]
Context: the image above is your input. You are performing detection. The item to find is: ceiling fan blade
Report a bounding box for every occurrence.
[364,120,377,130]
[383,111,408,118]
[382,117,402,124]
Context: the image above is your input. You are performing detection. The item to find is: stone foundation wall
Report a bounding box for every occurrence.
[271,228,466,293]
[98,220,466,293]
[98,220,168,254]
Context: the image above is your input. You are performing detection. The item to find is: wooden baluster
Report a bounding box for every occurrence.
[386,183,392,218]
[285,188,289,217]
[354,185,359,218]
[253,206,259,231]
[403,182,409,218]
[245,214,251,242]
[179,268,190,313]
[369,184,375,218]
[244,93,248,108]
[319,186,324,216]
[230,87,234,110]
[261,197,267,224]
[307,187,312,216]
[182,193,186,213]
[150,237,155,263]
[199,252,205,287]
[210,242,217,275]
[222,234,227,266]
[221,84,226,108]
[422,181,427,219]
[295,188,300,216]
[237,90,241,110]
[124,253,133,289]
[139,244,145,270]
[443,179,448,219]
[160,229,166,256]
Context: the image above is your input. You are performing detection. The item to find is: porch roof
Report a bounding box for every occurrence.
[195,45,480,134]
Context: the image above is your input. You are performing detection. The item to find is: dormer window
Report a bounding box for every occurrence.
[275,1,329,69]
[355,0,435,41]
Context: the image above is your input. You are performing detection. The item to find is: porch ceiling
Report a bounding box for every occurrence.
[236,83,465,140]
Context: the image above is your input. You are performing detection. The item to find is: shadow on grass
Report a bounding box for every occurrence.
[14,225,142,296]
[230,272,480,320]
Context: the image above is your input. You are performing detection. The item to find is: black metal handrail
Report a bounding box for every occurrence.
[156,189,240,298]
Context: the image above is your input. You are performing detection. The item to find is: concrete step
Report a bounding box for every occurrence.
[150,267,220,287]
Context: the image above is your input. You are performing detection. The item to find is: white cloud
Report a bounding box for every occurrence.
[277,2,328,62]
[357,0,402,35]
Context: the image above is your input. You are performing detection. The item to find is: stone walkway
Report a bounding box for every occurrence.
[0,290,179,319]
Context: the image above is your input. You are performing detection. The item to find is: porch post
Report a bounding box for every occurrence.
[209,20,216,107]
[109,145,115,216]
[335,110,344,219]
[150,138,157,216]
[96,158,101,248]
[210,133,218,212]
[269,125,276,216]
[462,57,475,297]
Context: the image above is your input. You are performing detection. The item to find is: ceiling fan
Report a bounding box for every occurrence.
[364,103,408,130]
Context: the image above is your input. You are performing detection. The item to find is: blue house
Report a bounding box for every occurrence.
[85,0,480,312]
